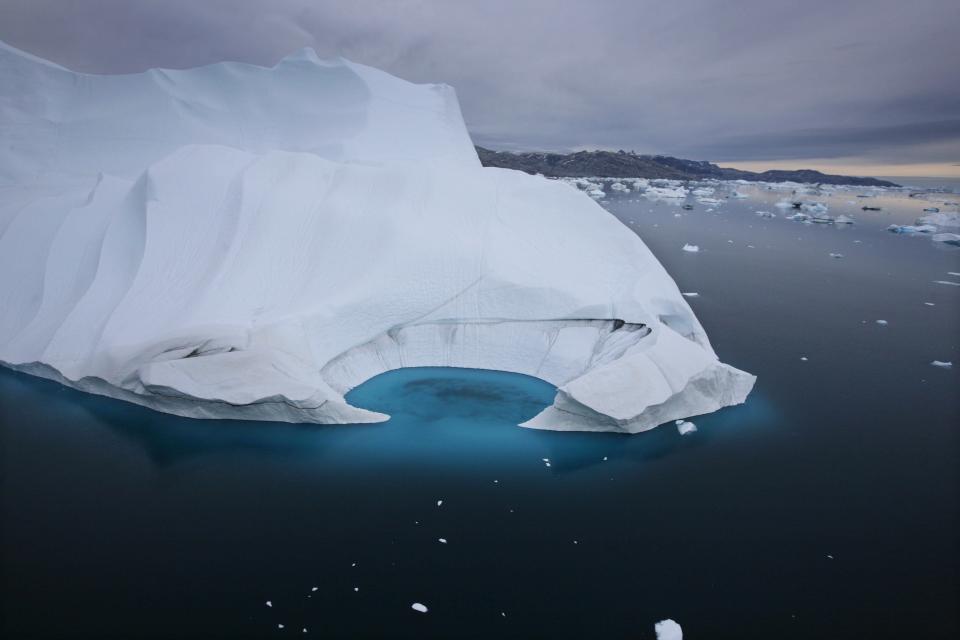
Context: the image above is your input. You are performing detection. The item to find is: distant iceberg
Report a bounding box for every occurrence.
[0,41,754,433]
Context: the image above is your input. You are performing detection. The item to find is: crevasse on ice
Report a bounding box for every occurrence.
[0,41,755,433]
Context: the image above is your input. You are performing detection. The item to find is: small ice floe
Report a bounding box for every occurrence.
[950,272,960,276]
[438,538,447,544]
[827,554,834,559]
[932,233,960,246]
[801,202,829,214]
[933,280,960,286]
[278,624,285,629]
[353,587,359,592]
[610,182,629,192]
[800,356,809,361]
[829,253,844,259]
[930,361,953,369]
[675,420,697,436]
[303,628,308,633]
[311,587,318,592]
[682,243,700,253]
[587,189,605,199]
[681,292,699,297]
[655,618,683,640]
[266,601,272,608]
[412,603,429,613]
[692,187,714,196]
[774,200,795,209]
[917,212,960,227]
[887,224,937,234]
[786,212,809,222]
[834,215,855,225]
[756,210,776,218]
[436,500,443,507]
[876,320,888,325]
[924,302,935,306]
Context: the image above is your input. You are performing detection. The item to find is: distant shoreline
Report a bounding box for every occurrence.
[476,146,899,188]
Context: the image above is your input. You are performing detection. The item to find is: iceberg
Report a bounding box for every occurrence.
[0,42,754,433]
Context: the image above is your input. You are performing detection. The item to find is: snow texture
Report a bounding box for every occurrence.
[0,41,754,433]
[655,619,683,640]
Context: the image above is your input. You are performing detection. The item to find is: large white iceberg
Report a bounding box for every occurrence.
[0,42,754,433]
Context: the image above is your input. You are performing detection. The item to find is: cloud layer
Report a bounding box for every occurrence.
[1,0,958,165]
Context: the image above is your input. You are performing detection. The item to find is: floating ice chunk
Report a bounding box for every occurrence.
[412,603,429,613]
[917,212,960,227]
[931,361,952,368]
[775,200,796,209]
[875,320,888,325]
[800,202,828,214]
[756,211,776,218]
[924,302,935,306]
[950,272,960,276]
[697,197,723,206]
[437,500,443,507]
[834,215,855,225]
[887,224,937,234]
[610,182,629,192]
[681,292,699,297]
[829,253,844,259]
[800,356,808,361]
[438,538,447,543]
[676,420,697,435]
[588,189,605,198]
[933,280,960,286]
[645,186,688,199]
[655,619,683,640]
[932,233,960,246]
[692,187,714,196]
[682,244,700,253]
[266,601,272,607]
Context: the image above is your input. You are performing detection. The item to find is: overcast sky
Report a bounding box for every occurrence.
[1,0,958,173]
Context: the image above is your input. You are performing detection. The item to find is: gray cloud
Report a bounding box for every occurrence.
[1,0,958,164]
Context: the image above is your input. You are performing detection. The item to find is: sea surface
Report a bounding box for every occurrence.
[1,181,958,639]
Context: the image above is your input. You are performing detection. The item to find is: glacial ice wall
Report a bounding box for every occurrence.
[0,42,754,433]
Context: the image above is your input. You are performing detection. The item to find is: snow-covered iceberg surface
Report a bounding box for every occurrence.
[0,42,754,433]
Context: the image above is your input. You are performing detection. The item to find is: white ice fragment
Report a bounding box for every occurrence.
[924,302,935,306]
[682,243,700,253]
[676,420,697,435]
[834,215,855,225]
[412,603,429,613]
[933,280,960,286]
[311,587,318,592]
[887,224,937,234]
[756,211,776,218]
[875,320,888,326]
[917,212,960,228]
[931,361,953,369]
[932,233,960,246]
[655,618,683,640]
[681,292,699,298]
[266,601,272,608]
[800,357,809,361]
[437,500,443,507]
[438,538,447,544]
[950,272,960,277]
[829,253,844,259]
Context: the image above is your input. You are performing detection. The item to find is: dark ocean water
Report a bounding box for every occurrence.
[1,183,958,639]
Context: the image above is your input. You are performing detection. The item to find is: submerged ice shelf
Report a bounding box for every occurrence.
[0,41,754,433]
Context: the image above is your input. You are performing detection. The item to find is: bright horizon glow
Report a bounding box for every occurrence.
[719,159,960,179]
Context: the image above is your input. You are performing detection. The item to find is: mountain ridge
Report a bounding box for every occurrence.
[475,146,899,187]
